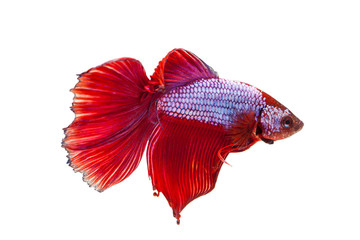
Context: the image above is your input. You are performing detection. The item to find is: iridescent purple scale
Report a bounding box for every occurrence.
[157,78,266,126]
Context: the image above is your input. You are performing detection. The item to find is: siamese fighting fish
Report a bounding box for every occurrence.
[63,49,304,224]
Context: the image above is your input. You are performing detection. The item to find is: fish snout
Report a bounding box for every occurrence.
[293,119,304,133]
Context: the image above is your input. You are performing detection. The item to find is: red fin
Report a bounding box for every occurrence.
[147,117,231,223]
[149,48,218,92]
[219,111,260,156]
[63,58,155,191]
[228,111,259,147]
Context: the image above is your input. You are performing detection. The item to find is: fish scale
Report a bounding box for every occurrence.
[158,78,266,126]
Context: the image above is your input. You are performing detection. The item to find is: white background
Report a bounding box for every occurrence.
[1,0,359,239]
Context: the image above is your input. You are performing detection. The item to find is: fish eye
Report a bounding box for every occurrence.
[281,116,293,128]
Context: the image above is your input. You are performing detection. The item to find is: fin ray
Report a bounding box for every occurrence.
[150,48,218,92]
[63,58,155,191]
[147,116,231,221]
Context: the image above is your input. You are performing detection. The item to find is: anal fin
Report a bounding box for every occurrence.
[146,116,231,222]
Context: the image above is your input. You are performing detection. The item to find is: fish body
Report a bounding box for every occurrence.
[63,49,303,224]
[157,78,264,127]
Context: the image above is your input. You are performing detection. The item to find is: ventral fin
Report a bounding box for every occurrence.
[147,116,231,223]
[149,48,218,92]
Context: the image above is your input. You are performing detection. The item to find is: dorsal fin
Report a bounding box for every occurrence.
[149,48,218,92]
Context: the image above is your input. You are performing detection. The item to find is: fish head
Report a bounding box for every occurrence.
[256,95,303,144]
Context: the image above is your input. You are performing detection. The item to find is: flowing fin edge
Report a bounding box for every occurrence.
[147,116,232,223]
[149,48,219,93]
[63,58,155,192]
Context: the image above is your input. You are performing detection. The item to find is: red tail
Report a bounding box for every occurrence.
[63,58,156,191]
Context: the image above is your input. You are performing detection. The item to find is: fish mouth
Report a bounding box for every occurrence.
[294,120,304,133]
[256,125,274,144]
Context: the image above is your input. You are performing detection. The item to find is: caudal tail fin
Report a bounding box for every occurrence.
[63,58,156,191]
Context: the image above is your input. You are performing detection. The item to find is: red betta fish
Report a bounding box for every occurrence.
[63,49,303,224]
